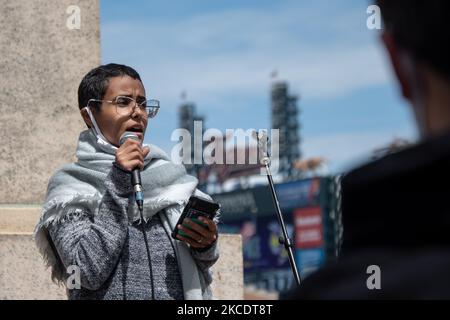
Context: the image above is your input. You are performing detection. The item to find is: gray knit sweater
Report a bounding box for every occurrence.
[47,164,219,300]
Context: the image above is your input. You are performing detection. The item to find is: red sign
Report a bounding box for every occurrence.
[294,207,323,248]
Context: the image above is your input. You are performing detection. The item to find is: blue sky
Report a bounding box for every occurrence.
[100,0,417,173]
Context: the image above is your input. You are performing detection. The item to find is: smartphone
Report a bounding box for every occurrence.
[171,196,220,240]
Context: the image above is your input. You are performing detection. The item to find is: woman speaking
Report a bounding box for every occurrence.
[34,64,219,300]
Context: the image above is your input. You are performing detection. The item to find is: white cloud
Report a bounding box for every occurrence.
[102,1,392,112]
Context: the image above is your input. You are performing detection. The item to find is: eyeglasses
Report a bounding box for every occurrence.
[87,96,160,118]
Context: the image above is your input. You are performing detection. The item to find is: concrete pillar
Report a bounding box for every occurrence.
[0,0,100,204]
[0,207,243,300]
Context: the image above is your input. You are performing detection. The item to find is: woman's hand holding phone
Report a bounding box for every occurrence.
[176,216,218,249]
[172,196,220,249]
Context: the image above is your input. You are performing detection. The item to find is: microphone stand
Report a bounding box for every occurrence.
[255,131,301,286]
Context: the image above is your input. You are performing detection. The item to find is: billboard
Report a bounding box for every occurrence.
[219,217,294,272]
[274,178,321,210]
[214,176,337,291]
[294,206,323,248]
[295,248,325,278]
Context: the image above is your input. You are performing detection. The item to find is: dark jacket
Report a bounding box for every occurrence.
[288,130,450,299]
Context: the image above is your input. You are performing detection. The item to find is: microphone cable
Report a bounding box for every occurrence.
[138,207,155,300]
[119,131,155,299]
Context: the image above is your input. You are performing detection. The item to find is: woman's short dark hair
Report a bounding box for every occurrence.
[78,63,142,110]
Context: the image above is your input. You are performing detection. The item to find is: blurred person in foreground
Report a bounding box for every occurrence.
[288,0,450,299]
[34,64,219,300]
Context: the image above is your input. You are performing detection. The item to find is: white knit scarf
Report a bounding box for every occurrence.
[34,129,215,299]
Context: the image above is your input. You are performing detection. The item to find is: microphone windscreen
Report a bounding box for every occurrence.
[119,131,140,146]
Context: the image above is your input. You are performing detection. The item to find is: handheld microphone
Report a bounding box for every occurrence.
[119,131,144,212]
